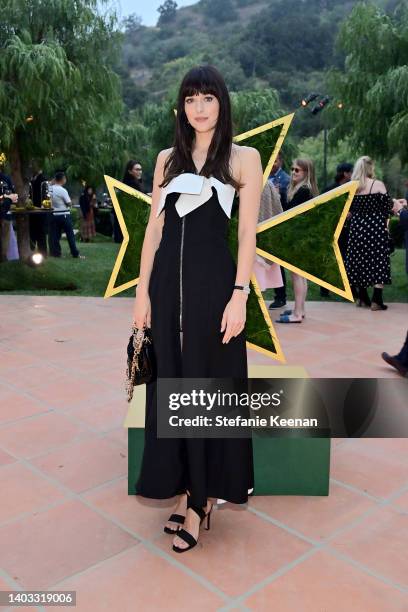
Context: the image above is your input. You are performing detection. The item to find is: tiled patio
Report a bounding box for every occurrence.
[0,295,407,611]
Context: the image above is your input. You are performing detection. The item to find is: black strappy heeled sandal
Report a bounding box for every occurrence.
[172,497,212,553]
[163,513,185,535]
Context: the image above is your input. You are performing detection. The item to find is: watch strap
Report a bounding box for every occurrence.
[234,284,250,294]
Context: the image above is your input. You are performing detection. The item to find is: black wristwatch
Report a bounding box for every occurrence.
[234,284,250,295]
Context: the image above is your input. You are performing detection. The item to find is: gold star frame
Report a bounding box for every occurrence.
[234,112,294,183]
[103,177,151,298]
[256,182,358,300]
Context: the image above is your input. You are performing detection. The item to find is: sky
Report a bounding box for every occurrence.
[113,0,199,26]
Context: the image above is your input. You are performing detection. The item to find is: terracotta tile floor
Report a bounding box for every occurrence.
[0,295,407,611]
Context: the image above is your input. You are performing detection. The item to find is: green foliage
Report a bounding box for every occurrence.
[200,0,238,22]
[231,89,282,133]
[115,191,151,288]
[231,89,296,177]
[234,0,336,75]
[297,131,357,188]
[328,1,408,163]
[256,194,349,287]
[0,260,78,291]
[158,0,178,25]
[124,94,179,185]
[120,0,376,113]
[121,14,143,36]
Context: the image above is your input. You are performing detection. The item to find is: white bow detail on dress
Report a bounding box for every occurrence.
[156,173,236,219]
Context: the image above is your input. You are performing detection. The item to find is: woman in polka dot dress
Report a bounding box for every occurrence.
[345,156,393,311]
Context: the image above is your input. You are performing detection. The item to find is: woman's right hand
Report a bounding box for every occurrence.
[133,288,151,329]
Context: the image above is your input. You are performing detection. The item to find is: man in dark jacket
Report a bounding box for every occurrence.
[268,152,291,309]
[381,200,408,376]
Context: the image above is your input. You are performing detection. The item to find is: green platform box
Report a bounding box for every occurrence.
[126,365,330,497]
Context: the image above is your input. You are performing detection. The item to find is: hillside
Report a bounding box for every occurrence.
[120,0,392,115]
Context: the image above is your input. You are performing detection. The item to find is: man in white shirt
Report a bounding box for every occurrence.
[48,172,84,259]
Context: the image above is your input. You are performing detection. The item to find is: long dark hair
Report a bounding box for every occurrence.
[122,160,141,183]
[161,65,241,190]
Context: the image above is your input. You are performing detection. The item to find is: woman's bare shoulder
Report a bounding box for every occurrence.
[372,179,387,194]
[157,147,174,164]
[232,143,261,162]
[231,143,261,181]
[359,179,387,195]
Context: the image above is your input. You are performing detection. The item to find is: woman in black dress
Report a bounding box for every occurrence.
[132,65,263,553]
[277,158,318,323]
[345,156,393,310]
[79,185,97,242]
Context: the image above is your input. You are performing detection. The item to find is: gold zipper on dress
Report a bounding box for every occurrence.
[179,215,185,340]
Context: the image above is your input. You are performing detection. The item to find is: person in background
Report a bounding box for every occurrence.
[277,158,319,323]
[0,166,19,261]
[323,162,353,193]
[112,160,146,243]
[254,180,283,292]
[384,331,408,377]
[29,169,48,256]
[381,198,408,376]
[393,198,408,276]
[268,151,291,309]
[79,185,97,242]
[123,159,145,192]
[345,156,392,310]
[48,171,84,259]
[269,151,290,210]
[320,162,354,297]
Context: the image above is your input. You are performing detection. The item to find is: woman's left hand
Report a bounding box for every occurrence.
[221,291,247,344]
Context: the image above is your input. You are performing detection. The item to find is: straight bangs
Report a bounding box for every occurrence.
[178,67,221,105]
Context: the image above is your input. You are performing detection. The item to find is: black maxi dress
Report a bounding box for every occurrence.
[135,172,254,508]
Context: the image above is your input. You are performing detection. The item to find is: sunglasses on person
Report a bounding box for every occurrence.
[291,167,302,173]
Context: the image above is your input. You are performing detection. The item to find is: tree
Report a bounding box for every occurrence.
[158,0,178,25]
[122,13,143,36]
[231,88,284,133]
[0,0,124,197]
[0,0,126,260]
[328,1,408,163]
[201,0,238,23]
[298,132,358,188]
[234,0,336,77]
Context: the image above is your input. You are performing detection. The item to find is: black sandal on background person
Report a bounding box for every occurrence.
[172,496,213,553]
[356,287,371,308]
[371,286,388,311]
